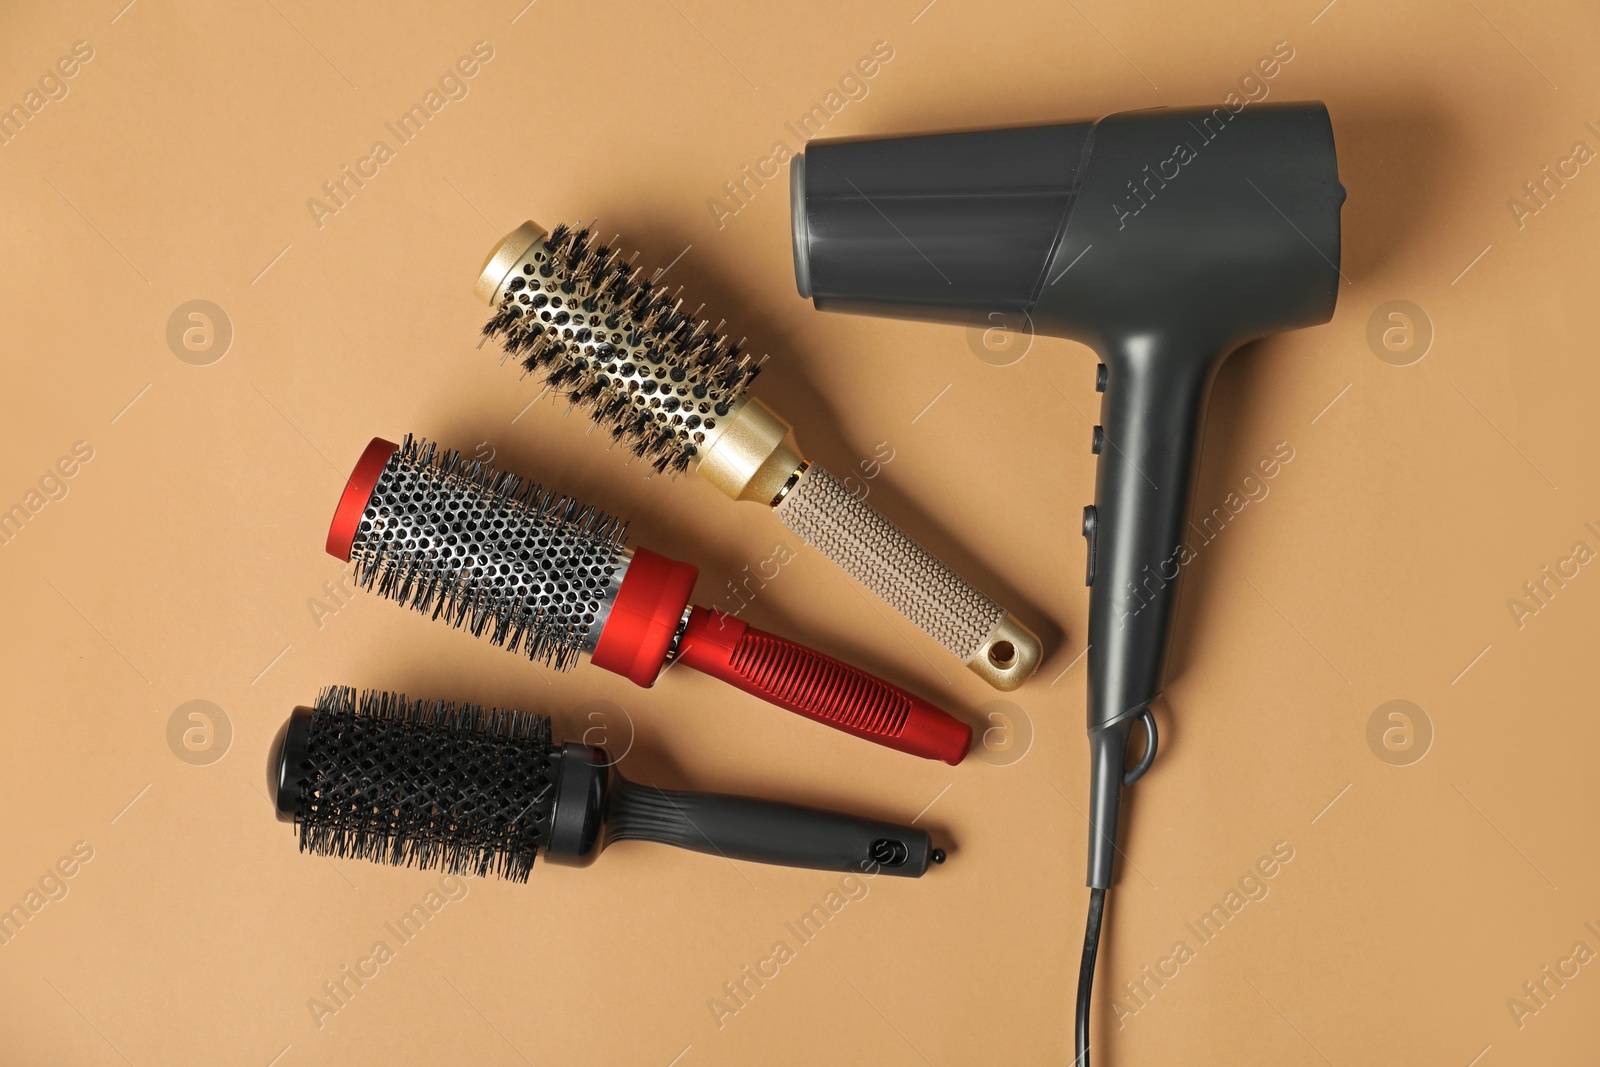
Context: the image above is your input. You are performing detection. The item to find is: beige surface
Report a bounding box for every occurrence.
[1,1,1597,1064]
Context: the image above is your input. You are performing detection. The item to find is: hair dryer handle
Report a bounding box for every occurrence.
[674,607,972,764]
[605,773,938,876]
[774,463,1041,690]
[1083,343,1218,887]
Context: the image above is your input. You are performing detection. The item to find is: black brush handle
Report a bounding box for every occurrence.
[604,774,938,877]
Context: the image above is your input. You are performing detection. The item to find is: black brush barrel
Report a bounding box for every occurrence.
[275,687,557,882]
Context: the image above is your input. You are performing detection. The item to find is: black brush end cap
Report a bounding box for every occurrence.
[270,706,314,823]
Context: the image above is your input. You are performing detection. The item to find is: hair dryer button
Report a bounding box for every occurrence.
[1095,364,1107,392]
[1091,426,1104,455]
[1081,506,1098,586]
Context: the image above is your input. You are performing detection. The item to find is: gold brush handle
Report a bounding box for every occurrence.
[698,398,1042,691]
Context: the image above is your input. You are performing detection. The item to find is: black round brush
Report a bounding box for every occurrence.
[270,686,945,879]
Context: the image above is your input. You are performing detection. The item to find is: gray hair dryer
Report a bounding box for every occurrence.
[790,102,1344,1061]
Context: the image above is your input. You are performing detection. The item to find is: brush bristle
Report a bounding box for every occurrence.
[293,686,556,882]
[481,224,764,475]
[347,435,629,671]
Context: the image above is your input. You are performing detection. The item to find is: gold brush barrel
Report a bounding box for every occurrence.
[476,222,1041,690]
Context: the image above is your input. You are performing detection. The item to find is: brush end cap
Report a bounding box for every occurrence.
[270,706,314,823]
[965,613,1043,691]
[475,221,547,305]
[327,438,399,561]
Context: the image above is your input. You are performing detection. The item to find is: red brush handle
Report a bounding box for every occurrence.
[674,607,971,765]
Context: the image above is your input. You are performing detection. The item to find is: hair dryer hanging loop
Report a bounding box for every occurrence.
[1122,707,1158,786]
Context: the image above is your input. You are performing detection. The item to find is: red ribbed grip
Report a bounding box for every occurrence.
[674,607,971,764]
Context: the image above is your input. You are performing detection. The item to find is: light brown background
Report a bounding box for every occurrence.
[2,0,1596,1064]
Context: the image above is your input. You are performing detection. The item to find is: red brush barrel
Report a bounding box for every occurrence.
[674,607,971,765]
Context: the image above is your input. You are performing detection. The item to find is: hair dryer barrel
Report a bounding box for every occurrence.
[793,104,1341,343]
[791,121,1094,325]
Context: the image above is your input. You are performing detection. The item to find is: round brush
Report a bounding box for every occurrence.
[474,221,1042,691]
[327,435,971,764]
[271,686,944,878]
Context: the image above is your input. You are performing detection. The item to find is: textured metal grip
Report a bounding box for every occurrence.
[774,465,1037,685]
[674,608,971,764]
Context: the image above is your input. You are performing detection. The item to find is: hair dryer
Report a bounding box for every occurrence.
[790,102,1344,1061]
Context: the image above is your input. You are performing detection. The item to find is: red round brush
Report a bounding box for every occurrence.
[328,436,971,764]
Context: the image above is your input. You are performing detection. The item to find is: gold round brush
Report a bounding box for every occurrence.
[475,221,1041,690]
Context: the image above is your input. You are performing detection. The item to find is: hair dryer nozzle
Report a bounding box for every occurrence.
[790,121,1094,326]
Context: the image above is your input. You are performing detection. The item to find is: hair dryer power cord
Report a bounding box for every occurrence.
[1074,886,1106,1066]
[1074,707,1156,1065]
